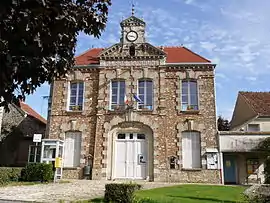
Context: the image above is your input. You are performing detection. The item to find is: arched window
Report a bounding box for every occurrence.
[137,79,153,110]
[181,80,198,111]
[69,81,84,111]
[182,131,201,169]
[110,80,125,110]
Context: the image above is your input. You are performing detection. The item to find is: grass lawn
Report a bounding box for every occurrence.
[135,184,248,203]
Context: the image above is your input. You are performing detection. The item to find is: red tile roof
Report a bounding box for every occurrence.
[163,47,211,63]
[74,46,210,65]
[19,101,47,124]
[240,91,270,116]
[75,48,103,65]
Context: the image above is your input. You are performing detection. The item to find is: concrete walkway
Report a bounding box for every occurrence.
[0,180,179,203]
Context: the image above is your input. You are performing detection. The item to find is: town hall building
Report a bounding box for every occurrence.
[46,13,220,183]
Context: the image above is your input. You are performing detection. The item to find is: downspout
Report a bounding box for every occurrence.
[217,131,224,184]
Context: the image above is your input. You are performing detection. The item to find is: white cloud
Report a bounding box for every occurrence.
[215,73,228,80]
[200,42,216,52]
[246,76,257,82]
[184,0,194,4]
[107,33,119,44]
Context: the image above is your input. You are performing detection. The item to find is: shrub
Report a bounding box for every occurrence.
[0,167,22,185]
[264,157,270,184]
[0,169,9,185]
[244,184,270,203]
[21,163,53,182]
[104,183,142,203]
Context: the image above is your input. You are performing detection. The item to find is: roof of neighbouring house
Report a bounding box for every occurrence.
[239,91,270,116]
[74,46,211,66]
[19,101,47,124]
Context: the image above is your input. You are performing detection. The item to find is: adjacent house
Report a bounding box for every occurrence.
[46,14,220,183]
[0,101,46,166]
[219,91,270,184]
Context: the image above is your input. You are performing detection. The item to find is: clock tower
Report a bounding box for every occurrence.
[99,7,166,59]
[120,14,146,44]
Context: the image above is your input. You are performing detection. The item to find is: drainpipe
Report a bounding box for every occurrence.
[219,152,224,184]
[217,131,224,184]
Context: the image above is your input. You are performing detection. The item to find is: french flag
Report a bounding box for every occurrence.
[133,94,143,103]
[124,95,129,104]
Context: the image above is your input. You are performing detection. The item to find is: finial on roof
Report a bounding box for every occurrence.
[131,3,135,16]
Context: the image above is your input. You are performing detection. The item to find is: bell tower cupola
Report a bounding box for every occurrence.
[120,5,146,44]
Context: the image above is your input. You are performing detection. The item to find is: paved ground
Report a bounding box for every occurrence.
[0,180,178,203]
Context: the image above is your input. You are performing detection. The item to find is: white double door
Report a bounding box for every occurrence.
[114,133,147,179]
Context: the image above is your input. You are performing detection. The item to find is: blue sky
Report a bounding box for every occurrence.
[26,0,270,120]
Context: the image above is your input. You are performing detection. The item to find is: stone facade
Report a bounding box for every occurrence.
[47,15,220,183]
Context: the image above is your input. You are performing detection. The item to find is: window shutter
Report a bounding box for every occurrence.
[64,132,82,167]
[182,131,201,169]
[191,132,201,168]
[182,132,192,168]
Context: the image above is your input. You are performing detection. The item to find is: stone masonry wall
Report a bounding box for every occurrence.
[47,63,219,182]
[90,63,219,182]
[47,70,99,172]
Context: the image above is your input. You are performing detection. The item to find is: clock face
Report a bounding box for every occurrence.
[126,31,138,42]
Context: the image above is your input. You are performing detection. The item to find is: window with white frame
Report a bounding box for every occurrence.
[181,80,198,111]
[110,80,125,110]
[69,82,84,111]
[182,131,201,169]
[247,124,260,132]
[138,79,153,110]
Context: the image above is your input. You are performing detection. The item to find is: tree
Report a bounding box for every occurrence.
[0,0,111,109]
[217,115,230,131]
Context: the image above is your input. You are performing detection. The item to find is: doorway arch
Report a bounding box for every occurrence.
[107,122,154,180]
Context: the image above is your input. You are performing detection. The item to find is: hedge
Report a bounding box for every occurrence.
[104,183,142,203]
[244,184,270,203]
[21,163,53,182]
[0,167,22,185]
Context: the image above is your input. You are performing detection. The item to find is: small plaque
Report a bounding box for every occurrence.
[33,134,42,142]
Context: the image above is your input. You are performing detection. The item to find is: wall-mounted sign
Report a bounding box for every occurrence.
[55,157,62,168]
[206,153,218,169]
[33,134,42,142]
